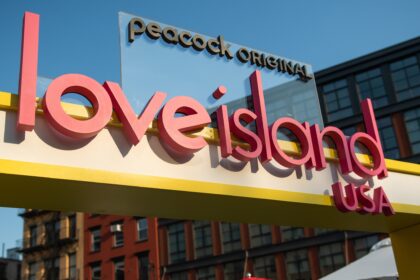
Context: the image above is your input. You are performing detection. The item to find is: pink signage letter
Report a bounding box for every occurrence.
[348,99,388,179]
[331,182,358,212]
[17,12,40,131]
[270,118,314,168]
[250,70,272,163]
[216,105,233,158]
[103,81,166,145]
[42,74,113,138]
[229,108,262,161]
[158,96,211,154]
[310,124,352,174]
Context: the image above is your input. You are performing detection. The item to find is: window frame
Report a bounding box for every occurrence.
[90,227,101,252]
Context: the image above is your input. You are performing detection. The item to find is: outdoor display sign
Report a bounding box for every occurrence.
[0,11,420,278]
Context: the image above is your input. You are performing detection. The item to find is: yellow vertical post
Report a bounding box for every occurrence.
[390,223,420,279]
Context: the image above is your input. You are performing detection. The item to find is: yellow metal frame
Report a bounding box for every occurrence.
[2,90,420,278]
[0,89,420,225]
[0,91,418,175]
[0,92,420,225]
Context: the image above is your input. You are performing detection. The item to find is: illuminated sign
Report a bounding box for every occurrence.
[16,12,393,216]
[2,10,420,279]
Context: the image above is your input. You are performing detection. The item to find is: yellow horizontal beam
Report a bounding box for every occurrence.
[0,157,419,233]
[0,91,419,176]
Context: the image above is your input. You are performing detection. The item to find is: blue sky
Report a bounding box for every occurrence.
[0,0,419,252]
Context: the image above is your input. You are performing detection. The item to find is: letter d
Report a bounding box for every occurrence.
[348,99,388,179]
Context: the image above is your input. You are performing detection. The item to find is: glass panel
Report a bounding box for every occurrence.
[119,12,323,129]
[224,261,244,280]
[137,218,148,241]
[69,253,77,280]
[112,222,124,247]
[356,68,388,108]
[253,255,276,279]
[29,262,39,280]
[376,116,400,159]
[354,235,379,259]
[285,249,311,280]
[193,221,213,258]
[196,266,216,280]
[68,215,76,239]
[318,242,345,276]
[91,263,101,280]
[249,224,272,248]
[390,56,420,101]
[321,79,353,122]
[221,222,241,253]
[170,272,188,280]
[168,223,186,264]
[313,228,335,236]
[280,226,305,242]
[90,228,101,252]
[114,259,125,280]
[138,252,149,280]
[404,108,420,156]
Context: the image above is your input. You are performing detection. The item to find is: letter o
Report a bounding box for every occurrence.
[42,74,113,139]
[192,35,206,51]
[236,48,250,63]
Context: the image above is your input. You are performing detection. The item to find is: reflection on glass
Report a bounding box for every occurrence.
[118,12,323,129]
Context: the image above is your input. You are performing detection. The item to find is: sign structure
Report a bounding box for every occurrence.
[0,11,420,277]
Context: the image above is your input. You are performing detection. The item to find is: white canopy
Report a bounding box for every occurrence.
[320,238,398,280]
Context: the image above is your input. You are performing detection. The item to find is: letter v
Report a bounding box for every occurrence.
[103,81,166,145]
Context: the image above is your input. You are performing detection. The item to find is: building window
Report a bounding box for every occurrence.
[376,117,400,159]
[404,108,420,155]
[29,225,37,247]
[280,226,305,242]
[193,221,213,258]
[221,222,242,253]
[44,258,59,280]
[68,215,76,239]
[196,266,216,280]
[112,222,124,247]
[114,259,125,280]
[90,228,101,252]
[354,235,379,259]
[341,126,358,136]
[45,220,60,244]
[169,272,188,280]
[322,79,354,122]
[285,249,311,280]
[168,223,186,264]
[313,228,335,236]
[90,263,101,280]
[224,261,244,280]
[390,56,420,101]
[356,68,388,108]
[136,218,148,241]
[319,242,346,276]
[253,255,276,279]
[138,252,149,280]
[28,262,39,280]
[249,224,272,247]
[68,253,77,280]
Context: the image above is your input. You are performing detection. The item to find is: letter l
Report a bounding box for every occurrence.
[250,70,272,163]
[17,12,40,131]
